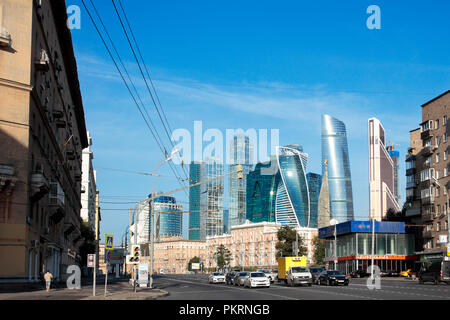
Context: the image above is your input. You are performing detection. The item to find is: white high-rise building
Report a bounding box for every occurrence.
[368,118,401,221]
[81,131,97,231]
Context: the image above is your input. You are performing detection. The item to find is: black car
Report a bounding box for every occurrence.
[225,272,236,285]
[380,270,400,277]
[318,270,349,286]
[309,267,324,284]
[419,260,450,285]
[350,269,370,278]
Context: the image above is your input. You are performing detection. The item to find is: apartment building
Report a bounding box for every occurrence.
[0,0,88,282]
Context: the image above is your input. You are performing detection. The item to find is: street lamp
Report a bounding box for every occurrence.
[330,219,339,270]
[150,149,180,289]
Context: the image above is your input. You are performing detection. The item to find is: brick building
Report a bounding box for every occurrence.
[0,0,88,283]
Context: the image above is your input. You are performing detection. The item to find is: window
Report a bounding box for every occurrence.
[444,115,448,125]
[445,168,449,177]
[406,161,415,170]
[421,188,431,199]
[437,136,441,146]
[436,153,441,163]
[420,169,432,181]
[437,205,441,214]
[426,156,432,165]
[425,138,432,147]
[445,150,449,161]
[435,119,440,129]
[436,170,441,179]
[421,120,432,132]
[444,133,448,143]
[437,222,441,232]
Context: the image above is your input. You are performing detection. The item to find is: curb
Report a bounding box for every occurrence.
[81,288,169,300]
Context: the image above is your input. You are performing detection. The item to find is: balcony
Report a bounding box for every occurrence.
[422,213,435,222]
[422,146,434,156]
[30,171,49,201]
[422,230,433,239]
[421,195,435,206]
[421,129,433,141]
[55,119,66,129]
[406,168,416,176]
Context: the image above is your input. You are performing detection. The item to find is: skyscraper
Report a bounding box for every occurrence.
[246,157,280,223]
[151,195,183,240]
[322,114,355,223]
[189,162,204,240]
[307,173,322,229]
[275,145,311,228]
[387,145,401,206]
[368,118,401,221]
[229,134,253,228]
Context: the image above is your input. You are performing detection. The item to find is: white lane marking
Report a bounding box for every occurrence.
[337,284,450,299]
[269,284,381,300]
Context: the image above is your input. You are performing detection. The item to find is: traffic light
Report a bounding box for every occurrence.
[127,245,140,264]
[237,164,243,180]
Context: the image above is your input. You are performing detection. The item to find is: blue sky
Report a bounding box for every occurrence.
[69,0,450,243]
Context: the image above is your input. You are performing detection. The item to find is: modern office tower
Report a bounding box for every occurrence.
[246,157,280,223]
[150,195,183,240]
[318,160,331,229]
[189,162,204,240]
[307,173,322,229]
[387,144,401,206]
[130,202,150,245]
[275,145,311,228]
[223,209,229,234]
[0,1,88,282]
[322,114,355,223]
[368,118,401,221]
[410,90,450,256]
[204,157,225,237]
[229,134,253,228]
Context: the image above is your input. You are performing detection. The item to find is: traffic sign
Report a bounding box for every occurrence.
[87,254,95,268]
[105,234,114,250]
[106,250,111,264]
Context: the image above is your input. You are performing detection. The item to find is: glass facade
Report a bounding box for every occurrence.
[204,158,224,238]
[276,145,311,228]
[150,195,183,238]
[246,159,280,223]
[229,134,253,228]
[189,162,203,240]
[307,173,322,229]
[322,114,354,223]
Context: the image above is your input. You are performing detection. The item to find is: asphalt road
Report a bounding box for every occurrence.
[155,274,450,300]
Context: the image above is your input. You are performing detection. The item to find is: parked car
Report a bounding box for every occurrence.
[350,269,370,278]
[419,260,450,285]
[401,269,418,278]
[225,272,236,285]
[287,266,312,287]
[309,267,324,284]
[208,272,225,284]
[234,272,249,286]
[244,272,271,288]
[318,270,349,286]
[380,270,400,277]
[257,269,276,283]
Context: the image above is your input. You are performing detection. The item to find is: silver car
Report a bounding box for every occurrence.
[208,272,225,284]
[233,272,249,286]
[244,272,271,288]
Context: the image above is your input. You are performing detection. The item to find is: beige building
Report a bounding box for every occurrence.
[205,221,318,270]
[0,1,88,282]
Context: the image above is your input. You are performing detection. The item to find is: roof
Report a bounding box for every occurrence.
[421,90,450,108]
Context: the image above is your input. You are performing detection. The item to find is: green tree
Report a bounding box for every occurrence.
[215,245,232,270]
[79,221,96,266]
[312,236,325,266]
[275,225,307,258]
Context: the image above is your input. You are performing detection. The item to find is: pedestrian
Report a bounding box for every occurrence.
[44,270,53,292]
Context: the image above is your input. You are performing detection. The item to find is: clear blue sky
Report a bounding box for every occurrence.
[69,0,450,243]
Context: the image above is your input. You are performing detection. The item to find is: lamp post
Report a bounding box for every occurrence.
[150,149,180,289]
[330,219,339,270]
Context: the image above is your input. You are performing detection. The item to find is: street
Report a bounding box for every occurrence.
[155,274,450,300]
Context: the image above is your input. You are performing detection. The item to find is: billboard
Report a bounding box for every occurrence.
[191,263,201,270]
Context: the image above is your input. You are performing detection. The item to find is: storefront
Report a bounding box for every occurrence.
[319,221,418,274]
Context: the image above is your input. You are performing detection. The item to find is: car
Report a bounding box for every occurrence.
[309,267,324,284]
[380,270,400,277]
[401,269,418,278]
[225,272,236,285]
[419,260,450,285]
[257,269,276,283]
[350,269,370,278]
[233,271,249,286]
[287,266,313,287]
[208,272,225,284]
[244,272,271,288]
[318,270,349,286]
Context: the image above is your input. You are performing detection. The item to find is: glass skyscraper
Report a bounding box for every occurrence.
[321,114,354,223]
[150,195,183,239]
[229,134,253,228]
[246,157,280,223]
[188,158,224,240]
[306,173,322,229]
[275,145,311,228]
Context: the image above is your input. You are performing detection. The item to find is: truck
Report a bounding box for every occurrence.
[277,256,312,286]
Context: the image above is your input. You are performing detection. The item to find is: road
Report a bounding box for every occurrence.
[155,274,450,300]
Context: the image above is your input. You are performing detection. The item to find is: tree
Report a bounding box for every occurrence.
[275,226,307,258]
[188,256,201,272]
[383,206,407,222]
[312,236,325,266]
[79,221,96,266]
[214,245,232,271]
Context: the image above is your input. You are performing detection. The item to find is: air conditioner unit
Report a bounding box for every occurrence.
[0,27,12,48]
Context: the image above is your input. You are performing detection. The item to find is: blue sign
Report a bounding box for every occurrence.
[105,234,114,251]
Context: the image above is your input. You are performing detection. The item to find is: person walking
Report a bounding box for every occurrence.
[44,270,53,292]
